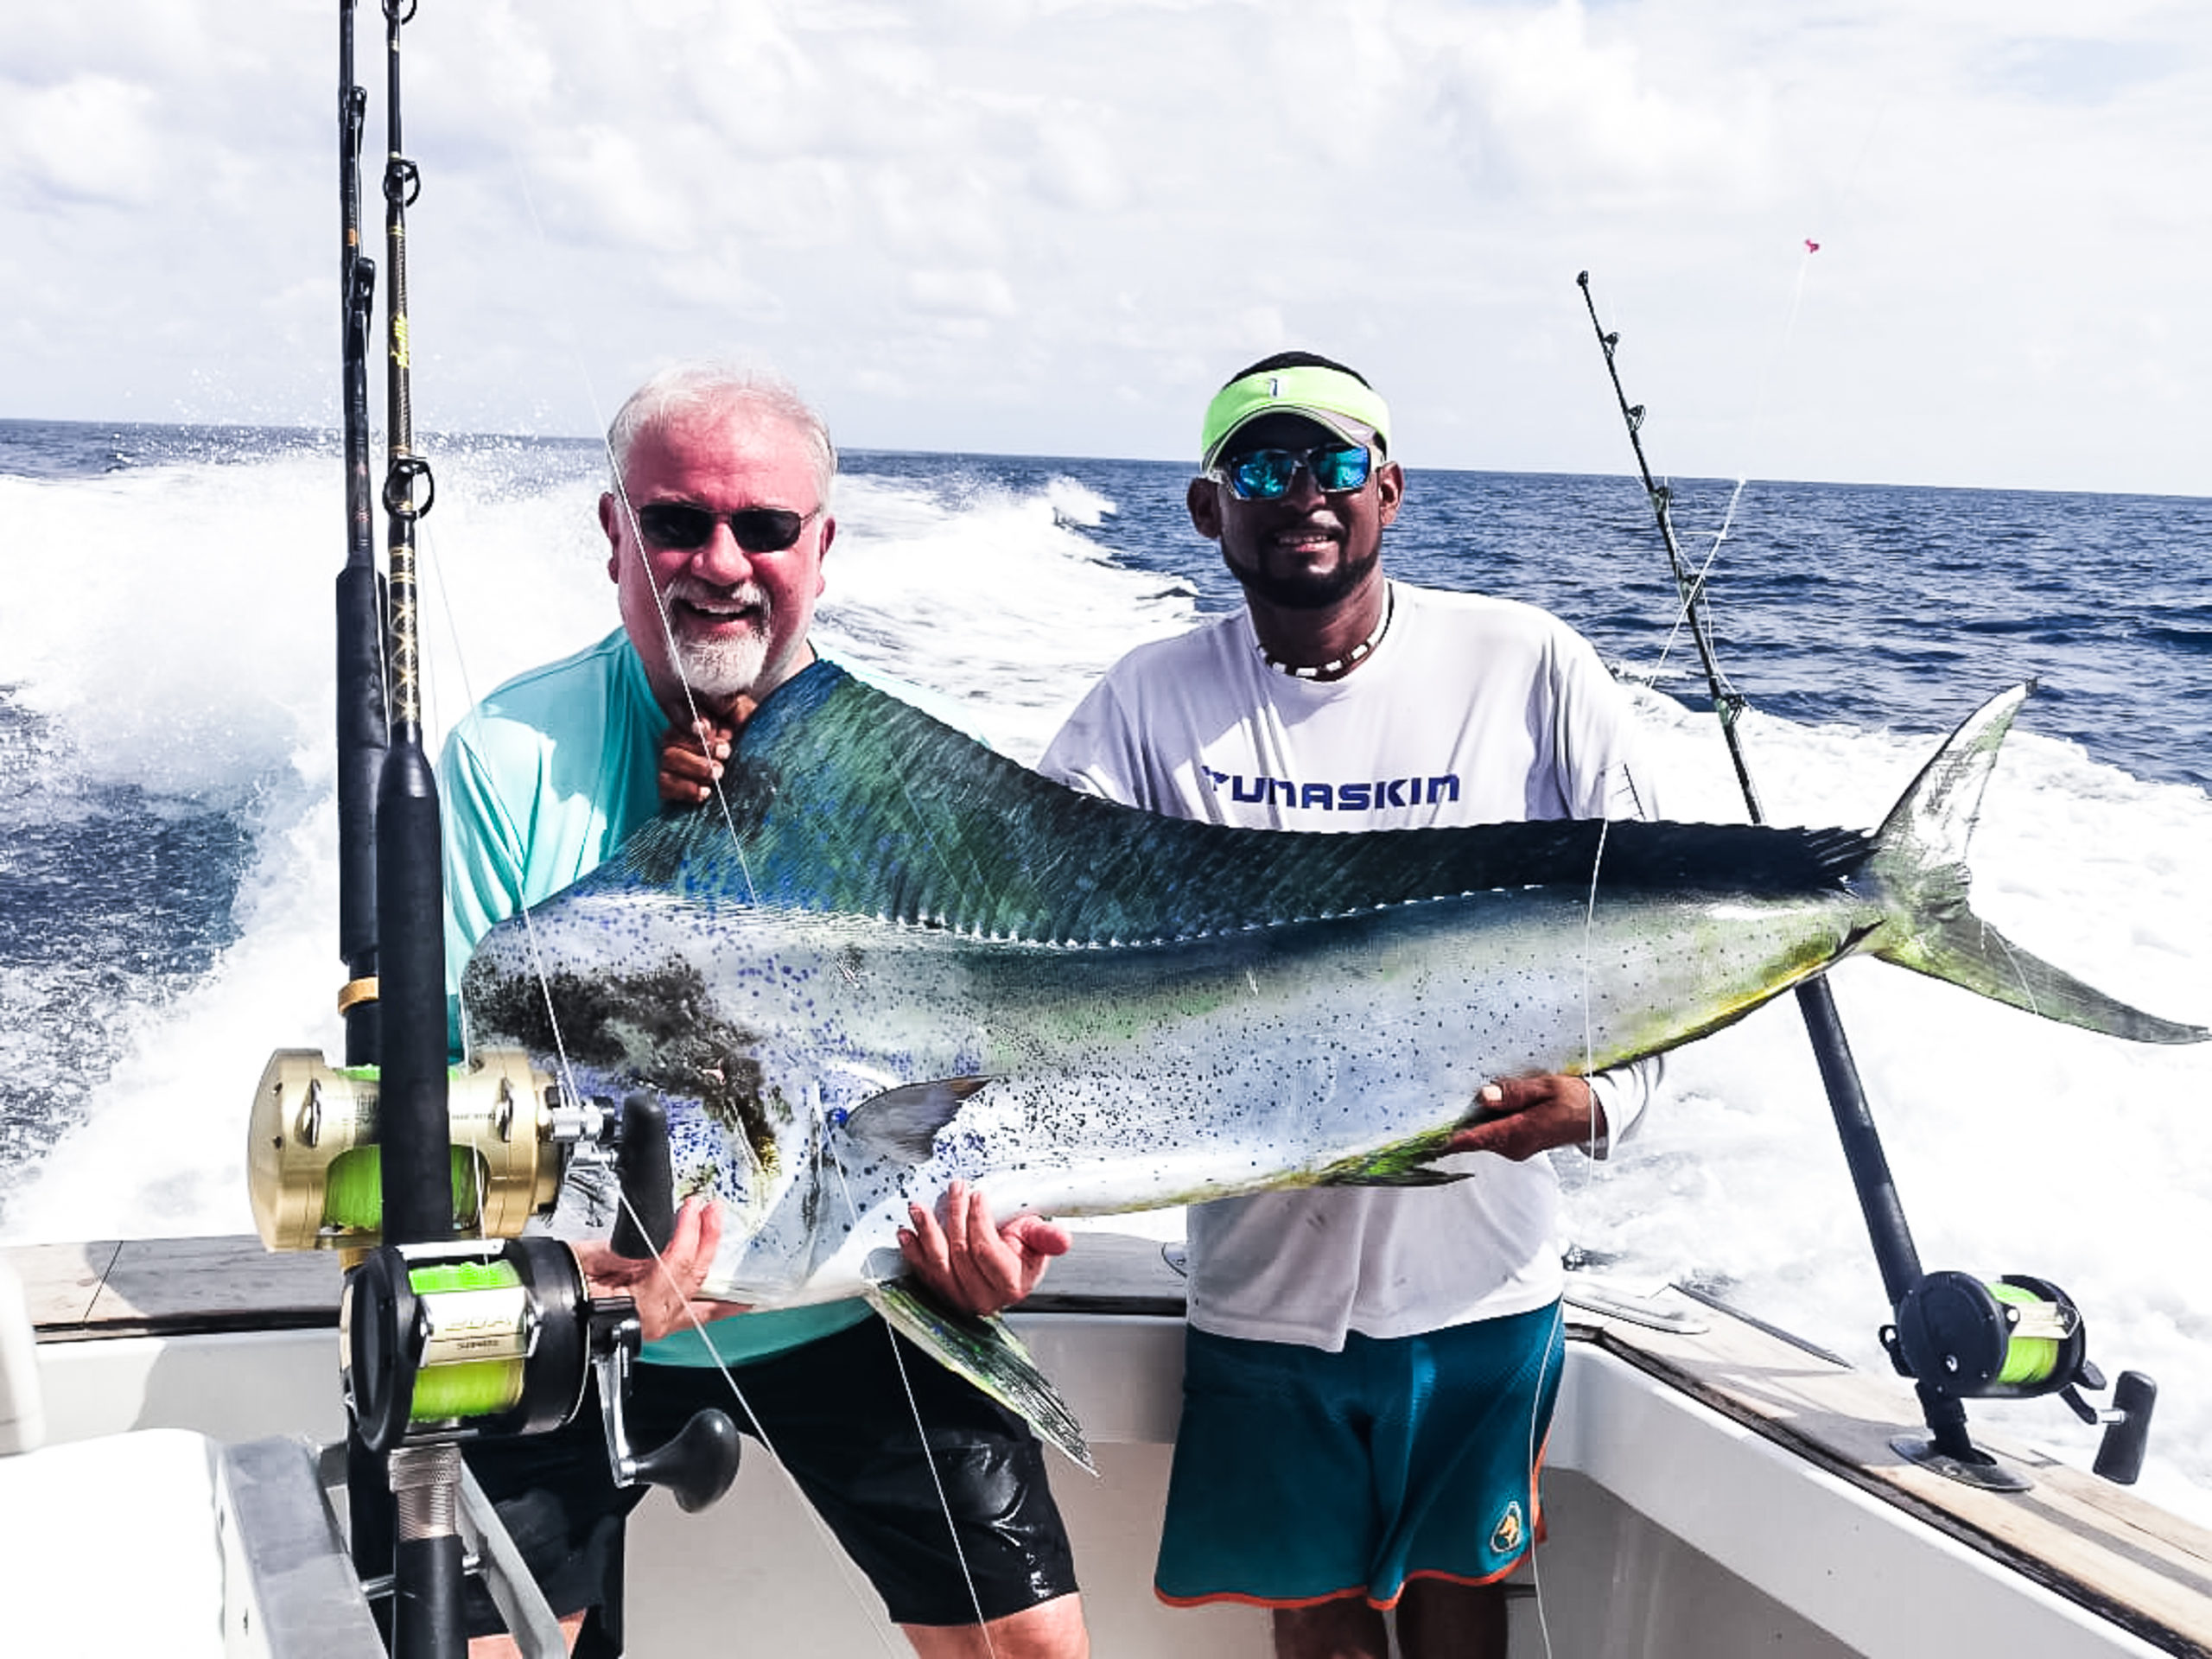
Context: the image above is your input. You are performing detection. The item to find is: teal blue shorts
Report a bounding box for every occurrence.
[1154,1302,1564,1610]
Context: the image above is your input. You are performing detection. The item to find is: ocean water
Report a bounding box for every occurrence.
[2,417,2208,1520]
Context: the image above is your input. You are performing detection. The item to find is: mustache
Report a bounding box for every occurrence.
[665,578,771,613]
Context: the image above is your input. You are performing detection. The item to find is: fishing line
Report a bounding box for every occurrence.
[586,1099,909,1653]
[416,513,590,1126]
[1517,1293,1567,1659]
[395,124,914,1649]
[600,463,764,906]
[643,1286,913,1659]
[880,1320,1002,1654]
[1580,790,1613,1166]
[811,1081,1007,1653]
[1644,243,1819,698]
[496,138,763,908]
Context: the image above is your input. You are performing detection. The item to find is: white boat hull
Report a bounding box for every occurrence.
[6,1236,2207,1657]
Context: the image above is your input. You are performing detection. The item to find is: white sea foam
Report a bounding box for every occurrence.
[812,471,1194,762]
[3,442,2208,1521]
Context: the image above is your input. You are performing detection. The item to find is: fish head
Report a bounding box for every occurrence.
[459,895,810,1232]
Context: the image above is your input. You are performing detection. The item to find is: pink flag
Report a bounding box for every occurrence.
[1805,238,1821,252]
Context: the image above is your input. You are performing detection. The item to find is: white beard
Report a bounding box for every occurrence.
[675,626,770,699]
[668,583,773,697]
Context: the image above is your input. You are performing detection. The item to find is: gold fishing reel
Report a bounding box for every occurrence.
[247,1046,599,1251]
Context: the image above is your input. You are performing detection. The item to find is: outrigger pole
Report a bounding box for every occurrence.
[1574,270,2153,1489]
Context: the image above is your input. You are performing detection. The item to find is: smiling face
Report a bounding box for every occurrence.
[1189,412,1402,613]
[601,399,835,716]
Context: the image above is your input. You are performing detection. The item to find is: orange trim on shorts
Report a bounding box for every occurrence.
[1155,1583,1371,1611]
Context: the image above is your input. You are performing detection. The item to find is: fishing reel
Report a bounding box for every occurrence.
[252,1046,735,1494]
[338,1086,740,1510]
[248,1046,601,1251]
[1880,1270,2156,1491]
[340,1232,740,1513]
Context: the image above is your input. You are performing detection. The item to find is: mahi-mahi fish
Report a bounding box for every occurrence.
[460,664,2204,1466]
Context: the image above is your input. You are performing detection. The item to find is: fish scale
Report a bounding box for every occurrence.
[461,670,2205,1468]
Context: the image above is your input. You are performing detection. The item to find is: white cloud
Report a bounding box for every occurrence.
[1421,0,1775,202]
[4,0,2212,491]
[0,75,164,206]
[906,268,1020,318]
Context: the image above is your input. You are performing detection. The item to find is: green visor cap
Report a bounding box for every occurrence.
[1200,365,1392,471]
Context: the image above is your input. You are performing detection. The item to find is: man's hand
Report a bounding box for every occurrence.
[1443,1075,1607,1162]
[897,1179,1072,1317]
[570,1196,752,1343]
[658,717,731,805]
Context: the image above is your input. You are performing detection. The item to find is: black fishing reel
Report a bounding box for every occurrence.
[344,1234,594,1451]
[1880,1270,2156,1491]
[340,1234,739,1513]
[337,1094,739,1509]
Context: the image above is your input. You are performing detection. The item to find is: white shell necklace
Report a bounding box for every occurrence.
[1257,583,1394,682]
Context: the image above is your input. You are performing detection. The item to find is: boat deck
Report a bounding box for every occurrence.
[12,1232,2212,1656]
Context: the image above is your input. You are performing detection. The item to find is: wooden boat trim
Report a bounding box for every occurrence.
[1567,1294,2212,1657]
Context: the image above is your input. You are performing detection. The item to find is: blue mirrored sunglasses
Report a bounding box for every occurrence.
[1208,442,1375,501]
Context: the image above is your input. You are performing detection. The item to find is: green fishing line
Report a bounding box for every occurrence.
[322,1146,482,1232]
[1990,1282,2062,1387]
[408,1357,525,1421]
[408,1259,524,1296]
[405,1259,528,1422]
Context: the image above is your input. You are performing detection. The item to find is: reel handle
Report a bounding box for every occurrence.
[630,1408,743,1514]
[587,1309,742,1515]
[609,1093,675,1261]
[2092,1370,2157,1485]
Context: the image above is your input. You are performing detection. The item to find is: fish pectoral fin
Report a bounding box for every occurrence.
[1314,1133,1469,1188]
[1317,1164,1470,1189]
[868,1278,1096,1476]
[843,1076,999,1164]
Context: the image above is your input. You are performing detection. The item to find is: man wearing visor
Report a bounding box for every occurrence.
[1039,353,1662,1659]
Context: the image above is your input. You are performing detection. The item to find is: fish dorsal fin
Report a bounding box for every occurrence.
[843,1076,995,1165]
[592,660,1878,943]
[868,1277,1095,1474]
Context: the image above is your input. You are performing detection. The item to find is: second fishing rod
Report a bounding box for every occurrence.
[1573,270,2154,1488]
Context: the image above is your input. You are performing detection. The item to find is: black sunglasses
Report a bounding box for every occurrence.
[635,502,817,553]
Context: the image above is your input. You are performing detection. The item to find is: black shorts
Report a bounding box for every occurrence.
[460,1312,1078,1651]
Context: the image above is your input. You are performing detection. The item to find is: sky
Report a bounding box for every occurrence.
[3,0,2209,495]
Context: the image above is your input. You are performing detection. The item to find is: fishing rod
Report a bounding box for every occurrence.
[334,2,403,1637]
[271,14,743,1655]
[364,3,480,1649]
[371,0,448,1256]
[336,0,386,1072]
[1575,270,2154,1491]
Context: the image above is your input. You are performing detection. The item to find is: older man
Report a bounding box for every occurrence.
[442,362,1088,1659]
[1037,353,1661,1659]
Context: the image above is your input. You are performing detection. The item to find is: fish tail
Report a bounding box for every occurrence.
[1866,684,2208,1045]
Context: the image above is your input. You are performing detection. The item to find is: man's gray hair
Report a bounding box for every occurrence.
[605,361,837,504]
